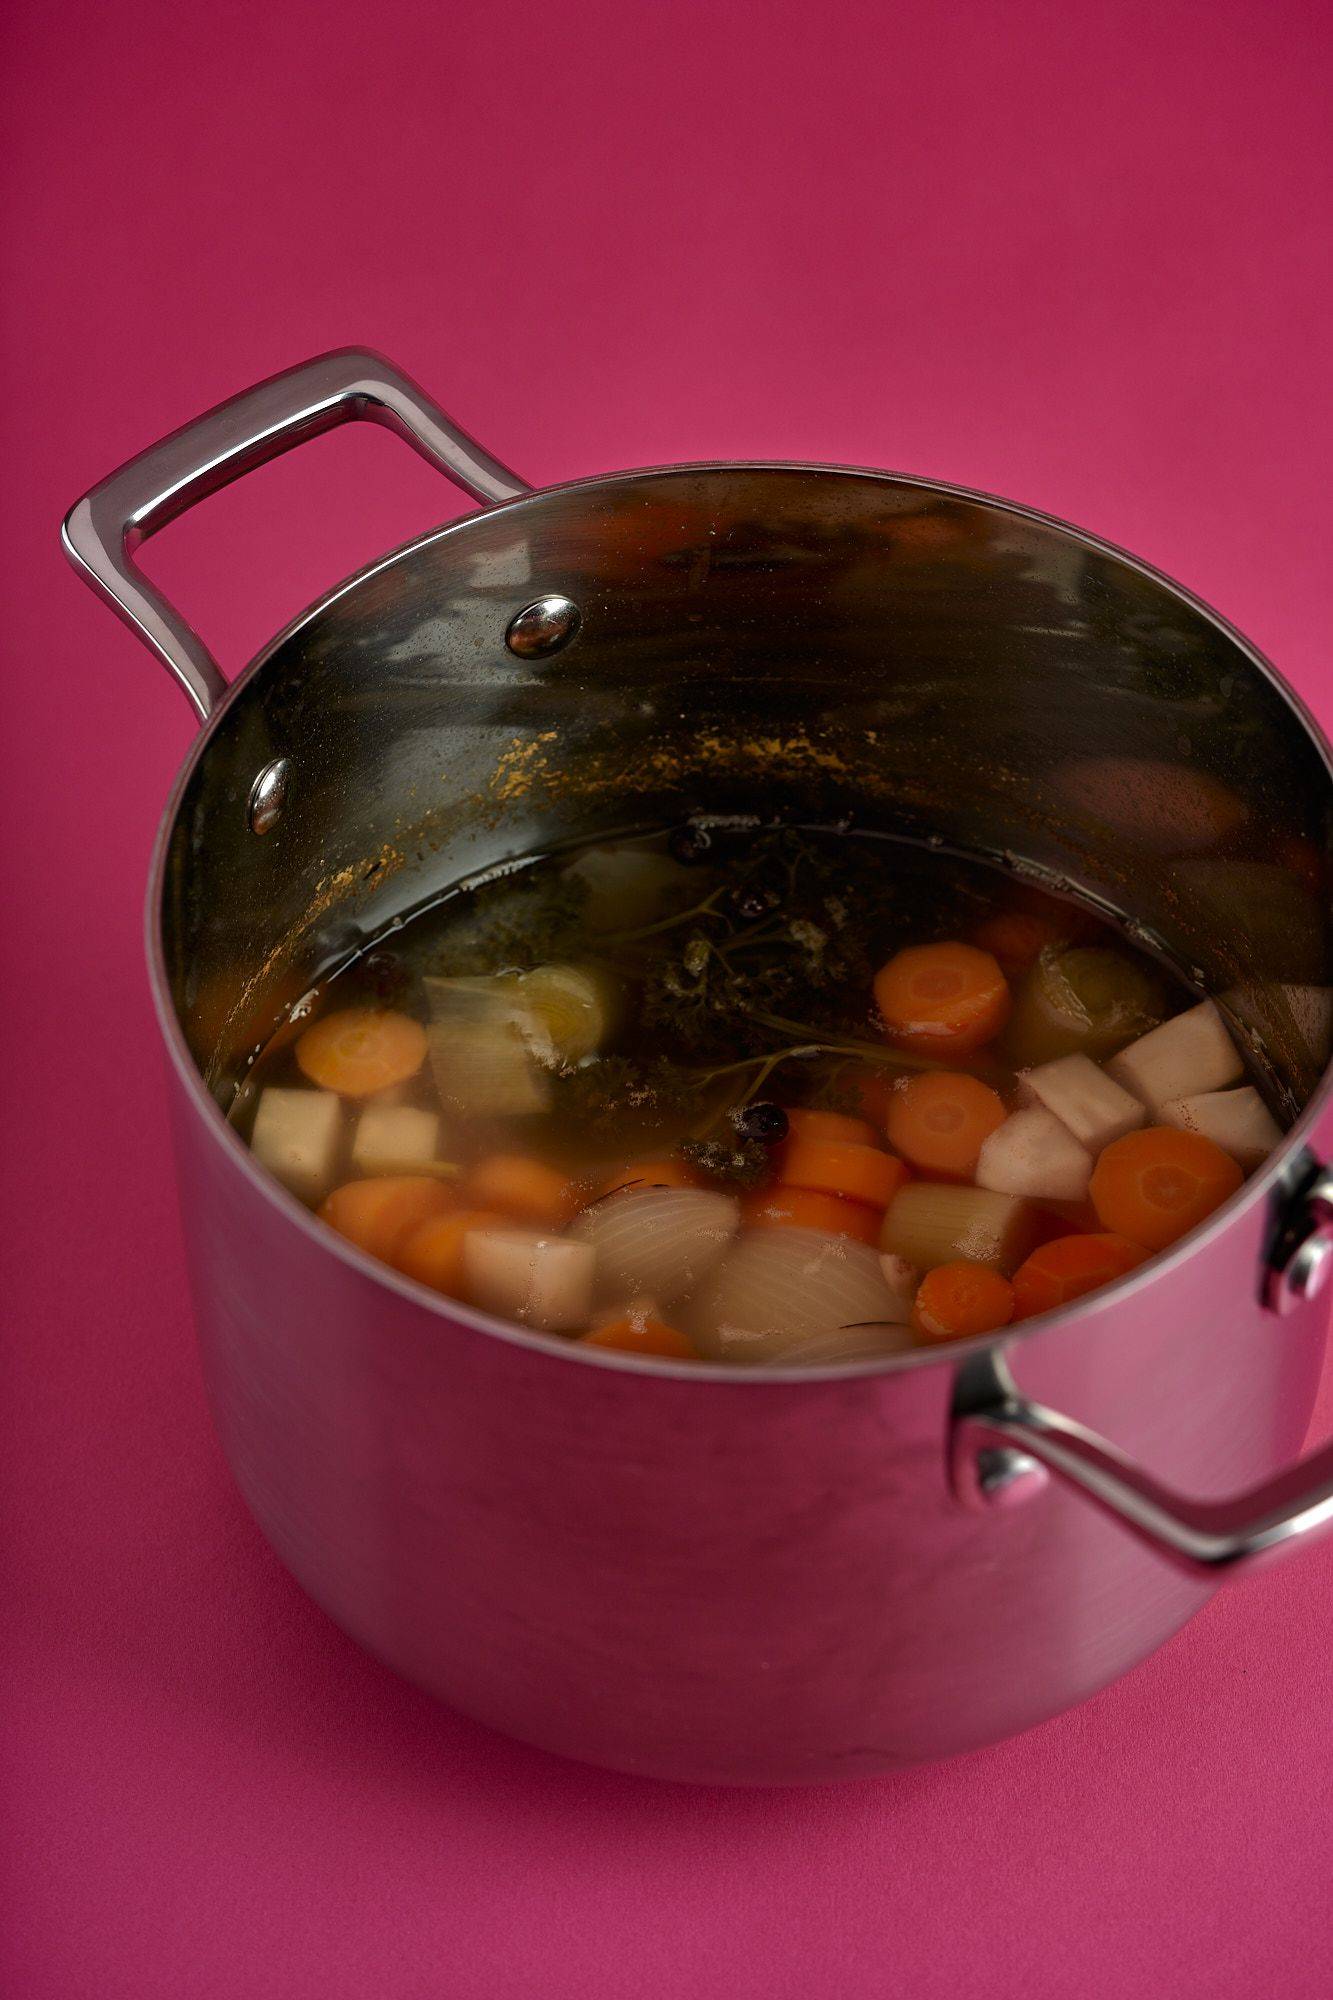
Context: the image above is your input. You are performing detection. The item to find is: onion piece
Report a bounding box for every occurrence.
[571,1188,739,1308]
[512,963,622,1065]
[779,1322,914,1365]
[563,845,692,932]
[683,1227,903,1364]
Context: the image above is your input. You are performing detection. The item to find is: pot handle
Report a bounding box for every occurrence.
[61,347,529,722]
[952,1351,1333,1578]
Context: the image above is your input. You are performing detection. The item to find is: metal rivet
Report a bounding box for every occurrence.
[505,594,582,659]
[1267,1229,1333,1314]
[248,757,290,835]
[1264,1162,1333,1315]
[974,1447,1049,1509]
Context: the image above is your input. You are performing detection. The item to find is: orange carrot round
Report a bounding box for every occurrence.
[874,942,1011,1057]
[1089,1127,1243,1251]
[318,1176,456,1264]
[591,1157,701,1202]
[741,1186,881,1245]
[1011,1232,1150,1318]
[885,1071,1007,1178]
[778,1137,908,1210]
[465,1153,578,1228]
[913,1261,1015,1341]
[971,912,1061,978]
[581,1311,696,1358]
[395,1207,506,1294]
[783,1106,879,1148]
[296,1007,427,1097]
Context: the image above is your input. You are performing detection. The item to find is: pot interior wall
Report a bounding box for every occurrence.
[158,467,1333,1117]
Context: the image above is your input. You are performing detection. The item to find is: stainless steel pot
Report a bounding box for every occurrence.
[64,349,1333,1783]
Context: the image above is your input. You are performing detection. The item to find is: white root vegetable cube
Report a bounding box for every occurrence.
[1160,1087,1282,1171]
[1018,1053,1146,1152]
[1107,999,1243,1112]
[976,1108,1093,1203]
[251,1087,342,1202]
[462,1228,595,1332]
[351,1102,442,1177]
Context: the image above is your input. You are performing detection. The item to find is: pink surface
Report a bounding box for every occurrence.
[3,1,1332,1993]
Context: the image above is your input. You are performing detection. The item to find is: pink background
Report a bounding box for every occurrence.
[3,1,1331,1993]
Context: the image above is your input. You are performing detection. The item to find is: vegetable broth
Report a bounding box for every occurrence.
[239,826,1282,1362]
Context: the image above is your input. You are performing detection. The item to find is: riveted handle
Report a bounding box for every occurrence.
[61,347,529,721]
[953,1351,1333,1577]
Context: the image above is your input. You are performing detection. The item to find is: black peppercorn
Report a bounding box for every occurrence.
[669,824,713,865]
[729,884,777,921]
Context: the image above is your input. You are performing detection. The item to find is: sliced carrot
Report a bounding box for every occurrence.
[395,1207,506,1294]
[741,1186,882,1245]
[1011,1232,1150,1318]
[296,1007,427,1097]
[778,1137,908,1210]
[971,912,1061,978]
[874,942,1011,1057]
[783,1106,879,1148]
[913,1261,1015,1341]
[1089,1126,1243,1251]
[885,1071,1007,1179]
[590,1157,701,1202]
[581,1310,696,1358]
[465,1153,579,1228]
[319,1175,456,1264]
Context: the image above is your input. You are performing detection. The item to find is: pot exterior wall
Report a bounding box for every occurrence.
[169,1074,1330,1784]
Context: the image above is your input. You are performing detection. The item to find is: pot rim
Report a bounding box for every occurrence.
[144,456,1333,1383]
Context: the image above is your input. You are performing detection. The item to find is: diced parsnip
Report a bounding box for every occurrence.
[1160,1087,1282,1171]
[424,977,551,1116]
[684,1228,903,1363]
[462,1228,595,1332]
[1107,999,1244,1113]
[564,845,692,933]
[512,963,622,1066]
[351,1102,442,1177]
[879,1183,1039,1277]
[251,1088,343,1202]
[976,1108,1092,1202]
[571,1188,739,1308]
[1003,947,1165,1069]
[1017,1054,1145,1152]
